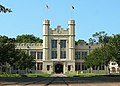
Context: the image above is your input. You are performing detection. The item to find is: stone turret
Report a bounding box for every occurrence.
[68,20,75,60]
[43,20,50,60]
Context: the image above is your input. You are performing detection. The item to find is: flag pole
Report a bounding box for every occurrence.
[45,5,49,20]
[70,6,74,20]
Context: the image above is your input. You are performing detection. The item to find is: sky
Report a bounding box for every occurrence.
[0,0,120,42]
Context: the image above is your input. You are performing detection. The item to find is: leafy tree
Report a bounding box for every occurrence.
[16,51,35,70]
[0,35,16,43]
[0,35,8,43]
[16,34,43,43]
[107,34,120,65]
[75,39,87,45]
[89,38,96,45]
[89,31,109,45]
[85,48,106,73]
[0,42,35,73]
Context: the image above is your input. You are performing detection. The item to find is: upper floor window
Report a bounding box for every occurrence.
[37,52,43,59]
[75,52,80,60]
[51,51,57,59]
[30,51,36,59]
[60,51,66,59]
[51,40,57,48]
[60,40,66,48]
[82,52,87,58]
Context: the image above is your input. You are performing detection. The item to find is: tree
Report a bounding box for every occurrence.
[0,35,16,43]
[107,34,120,66]
[0,35,8,43]
[89,31,109,44]
[0,42,35,73]
[89,38,96,45]
[85,48,106,73]
[16,34,43,43]
[75,39,87,45]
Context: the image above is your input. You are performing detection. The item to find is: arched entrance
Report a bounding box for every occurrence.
[55,64,63,73]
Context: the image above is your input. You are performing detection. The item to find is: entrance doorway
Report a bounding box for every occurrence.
[55,64,63,73]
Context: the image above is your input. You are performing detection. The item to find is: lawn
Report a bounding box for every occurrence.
[0,73,51,77]
[65,73,106,77]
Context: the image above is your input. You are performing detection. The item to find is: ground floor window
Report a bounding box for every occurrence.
[47,65,50,71]
[75,63,81,71]
[82,63,87,70]
[37,63,42,70]
[68,65,71,71]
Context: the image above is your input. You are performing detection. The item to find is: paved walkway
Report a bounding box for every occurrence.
[1,76,120,86]
[50,74,67,77]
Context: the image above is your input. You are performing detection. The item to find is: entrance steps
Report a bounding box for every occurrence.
[51,74,67,77]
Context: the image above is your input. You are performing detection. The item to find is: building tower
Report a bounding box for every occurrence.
[43,20,50,60]
[68,20,75,60]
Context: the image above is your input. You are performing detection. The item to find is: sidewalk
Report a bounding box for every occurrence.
[50,73,67,77]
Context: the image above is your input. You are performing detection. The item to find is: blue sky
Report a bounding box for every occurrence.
[0,0,120,41]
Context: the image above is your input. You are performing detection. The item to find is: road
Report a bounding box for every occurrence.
[0,74,120,86]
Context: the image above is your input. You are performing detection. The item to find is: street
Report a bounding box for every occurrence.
[0,75,120,86]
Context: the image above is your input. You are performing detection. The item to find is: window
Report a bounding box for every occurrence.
[75,63,81,71]
[112,63,116,65]
[30,51,36,59]
[82,52,87,58]
[51,51,57,59]
[82,63,87,70]
[68,65,71,71]
[60,51,66,59]
[37,52,43,59]
[51,40,57,48]
[75,52,80,60]
[60,40,66,48]
[37,63,43,70]
[47,65,50,71]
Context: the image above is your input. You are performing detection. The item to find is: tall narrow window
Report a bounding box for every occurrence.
[68,65,71,71]
[82,52,87,58]
[37,52,43,59]
[51,40,57,48]
[75,52,80,60]
[30,51,36,59]
[60,51,66,59]
[51,51,57,59]
[75,63,81,71]
[60,40,66,48]
[37,63,43,70]
[47,65,50,71]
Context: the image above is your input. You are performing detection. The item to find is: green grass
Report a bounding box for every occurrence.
[65,73,106,77]
[24,73,51,77]
[0,73,51,77]
[0,74,21,77]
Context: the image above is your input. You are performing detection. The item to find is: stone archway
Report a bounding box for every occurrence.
[55,64,63,73]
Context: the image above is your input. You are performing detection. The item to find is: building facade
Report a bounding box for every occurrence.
[16,20,106,74]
